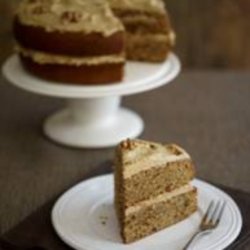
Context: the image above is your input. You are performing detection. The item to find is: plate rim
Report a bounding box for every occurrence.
[51,174,242,250]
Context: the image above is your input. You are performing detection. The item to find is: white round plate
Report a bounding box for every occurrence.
[2,53,180,98]
[52,174,242,250]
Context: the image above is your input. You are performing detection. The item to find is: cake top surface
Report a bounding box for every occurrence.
[16,0,124,36]
[107,0,166,14]
[116,139,191,178]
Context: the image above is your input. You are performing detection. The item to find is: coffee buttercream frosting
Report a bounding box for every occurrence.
[17,45,125,66]
[107,0,166,14]
[16,0,124,36]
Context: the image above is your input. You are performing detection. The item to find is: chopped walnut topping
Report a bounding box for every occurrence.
[167,145,182,155]
[149,144,157,149]
[61,11,82,23]
[120,139,135,150]
[32,5,44,14]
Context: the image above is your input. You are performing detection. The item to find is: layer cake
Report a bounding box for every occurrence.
[13,0,175,84]
[114,139,197,243]
[14,0,125,84]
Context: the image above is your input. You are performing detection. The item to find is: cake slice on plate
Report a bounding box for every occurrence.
[108,0,175,62]
[114,139,197,243]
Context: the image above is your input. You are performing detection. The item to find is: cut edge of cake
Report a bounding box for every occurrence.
[115,139,195,206]
[114,139,197,243]
[121,186,197,243]
[108,0,175,62]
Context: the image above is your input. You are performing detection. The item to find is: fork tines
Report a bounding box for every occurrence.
[202,200,226,228]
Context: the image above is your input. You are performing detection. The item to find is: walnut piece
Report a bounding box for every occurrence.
[61,11,82,23]
[32,5,45,14]
[167,145,182,155]
[120,139,135,150]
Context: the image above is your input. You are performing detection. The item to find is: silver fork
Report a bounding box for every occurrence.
[183,200,226,250]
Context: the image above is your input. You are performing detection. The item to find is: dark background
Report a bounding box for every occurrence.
[1,0,250,68]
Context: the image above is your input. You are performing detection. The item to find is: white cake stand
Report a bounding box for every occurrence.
[2,53,180,148]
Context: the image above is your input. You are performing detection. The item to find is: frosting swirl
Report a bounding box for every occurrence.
[17,0,124,36]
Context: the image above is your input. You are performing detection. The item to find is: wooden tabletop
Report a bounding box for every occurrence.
[0,68,250,235]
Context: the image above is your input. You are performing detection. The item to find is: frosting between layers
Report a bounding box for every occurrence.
[108,0,166,14]
[121,143,191,178]
[125,185,194,215]
[119,15,167,27]
[17,0,124,36]
[127,32,175,46]
[17,45,125,66]
[169,30,176,46]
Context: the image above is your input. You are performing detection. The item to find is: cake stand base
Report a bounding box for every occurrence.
[43,97,143,148]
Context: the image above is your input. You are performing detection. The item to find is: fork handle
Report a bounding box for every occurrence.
[183,230,211,250]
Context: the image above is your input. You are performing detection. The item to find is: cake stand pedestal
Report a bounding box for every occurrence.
[2,53,180,148]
